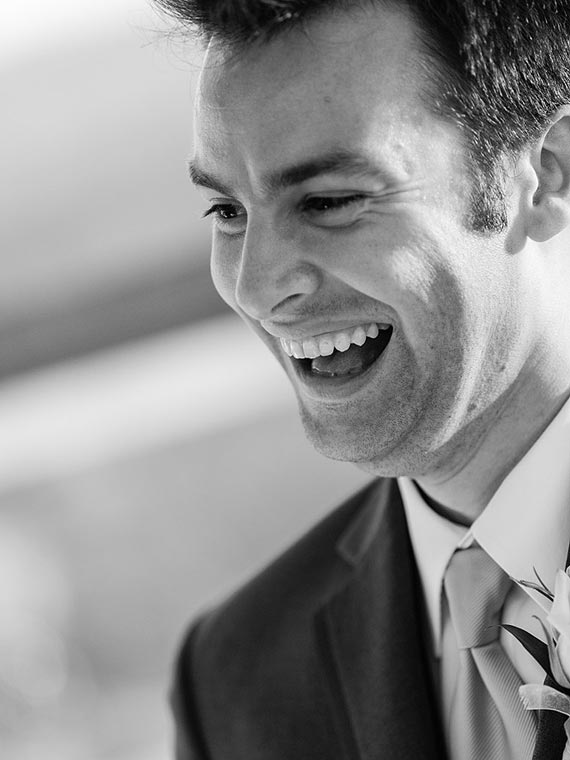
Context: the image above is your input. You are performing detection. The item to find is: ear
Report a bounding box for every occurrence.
[526,107,570,242]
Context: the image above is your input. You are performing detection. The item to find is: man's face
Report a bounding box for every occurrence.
[193,4,532,477]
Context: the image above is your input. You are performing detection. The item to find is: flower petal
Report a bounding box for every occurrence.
[558,635,570,686]
[549,570,570,639]
[519,684,570,716]
[535,617,570,689]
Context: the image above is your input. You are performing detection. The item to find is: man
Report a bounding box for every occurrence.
[158,0,570,757]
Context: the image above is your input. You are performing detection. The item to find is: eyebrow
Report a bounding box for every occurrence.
[188,149,389,198]
[188,162,234,196]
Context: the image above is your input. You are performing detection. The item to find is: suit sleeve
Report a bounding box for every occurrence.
[170,620,212,760]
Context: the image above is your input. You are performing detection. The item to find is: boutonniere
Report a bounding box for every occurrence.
[504,567,570,758]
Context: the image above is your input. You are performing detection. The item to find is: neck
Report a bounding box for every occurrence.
[416,239,570,521]
[415,384,570,523]
[413,482,473,526]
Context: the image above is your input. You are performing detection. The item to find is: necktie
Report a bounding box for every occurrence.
[442,545,536,760]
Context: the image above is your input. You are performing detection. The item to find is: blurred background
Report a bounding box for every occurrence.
[0,2,367,758]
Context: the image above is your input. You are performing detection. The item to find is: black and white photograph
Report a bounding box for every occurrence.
[2,2,570,759]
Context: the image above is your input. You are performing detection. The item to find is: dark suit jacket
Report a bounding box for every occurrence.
[170,478,566,760]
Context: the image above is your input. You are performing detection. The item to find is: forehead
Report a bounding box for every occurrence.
[194,4,442,192]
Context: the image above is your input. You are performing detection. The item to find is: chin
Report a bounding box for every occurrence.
[296,400,448,479]
[297,405,398,466]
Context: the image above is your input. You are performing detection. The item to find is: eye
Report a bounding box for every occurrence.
[301,194,369,226]
[202,202,247,234]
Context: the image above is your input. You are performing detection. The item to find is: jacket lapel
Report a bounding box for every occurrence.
[532,681,568,760]
[315,479,446,760]
[314,480,570,760]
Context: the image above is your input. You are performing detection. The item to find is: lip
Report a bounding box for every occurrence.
[263,320,392,342]
[286,331,392,402]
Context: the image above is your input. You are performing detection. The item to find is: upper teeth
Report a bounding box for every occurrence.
[280,322,390,359]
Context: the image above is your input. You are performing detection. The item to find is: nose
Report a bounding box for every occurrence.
[234,222,322,320]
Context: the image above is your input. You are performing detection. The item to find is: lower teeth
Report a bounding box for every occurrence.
[311,366,363,378]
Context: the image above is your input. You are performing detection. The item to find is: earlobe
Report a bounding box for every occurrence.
[526,110,570,242]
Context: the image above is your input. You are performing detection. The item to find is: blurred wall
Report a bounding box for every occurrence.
[0,5,369,759]
[1,0,223,378]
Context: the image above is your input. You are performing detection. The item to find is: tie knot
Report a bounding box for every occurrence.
[443,546,511,648]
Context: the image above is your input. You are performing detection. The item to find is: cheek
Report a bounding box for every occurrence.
[324,229,460,337]
[210,242,240,309]
[317,216,434,295]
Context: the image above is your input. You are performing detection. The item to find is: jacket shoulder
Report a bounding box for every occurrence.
[200,477,387,638]
[171,477,395,759]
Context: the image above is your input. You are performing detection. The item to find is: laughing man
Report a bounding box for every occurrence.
[158,1,570,758]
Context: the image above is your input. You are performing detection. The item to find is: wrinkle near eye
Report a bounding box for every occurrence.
[302,194,368,212]
[300,193,372,227]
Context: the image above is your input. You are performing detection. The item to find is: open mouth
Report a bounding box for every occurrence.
[282,323,393,380]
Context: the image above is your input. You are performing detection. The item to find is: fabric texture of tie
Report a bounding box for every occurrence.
[442,545,537,760]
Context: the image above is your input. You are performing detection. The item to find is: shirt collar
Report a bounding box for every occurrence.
[399,393,570,655]
[398,477,466,654]
[472,395,570,612]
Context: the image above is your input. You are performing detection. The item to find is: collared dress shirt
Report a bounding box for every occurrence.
[399,394,570,755]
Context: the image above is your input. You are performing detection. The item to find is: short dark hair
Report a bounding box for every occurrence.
[156,0,570,232]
